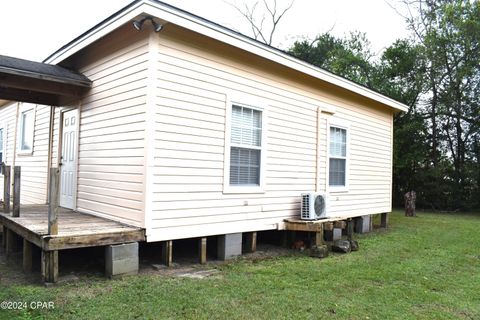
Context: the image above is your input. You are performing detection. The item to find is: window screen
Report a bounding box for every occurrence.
[230,105,262,186]
[329,127,347,187]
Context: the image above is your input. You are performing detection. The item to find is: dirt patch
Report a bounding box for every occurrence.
[0,241,295,285]
[0,247,43,286]
[242,244,294,260]
[149,265,222,279]
[141,244,294,279]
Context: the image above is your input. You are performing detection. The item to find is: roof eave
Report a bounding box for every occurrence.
[44,0,409,112]
[0,66,92,88]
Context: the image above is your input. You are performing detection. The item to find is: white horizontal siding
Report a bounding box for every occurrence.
[0,103,53,205]
[148,27,314,241]
[146,25,393,241]
[72,25,150,227]
[327,104,392,216]
[0,103,18,202]
[14,104,51,204]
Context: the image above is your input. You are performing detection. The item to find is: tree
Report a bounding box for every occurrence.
[227,0,294,45]
[287,1,480,210]
[289,32,375,87]
[374,40,432,208]
[290,35,429,207]
[404,0,480,209]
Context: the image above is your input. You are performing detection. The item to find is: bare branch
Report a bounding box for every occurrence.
[226,1,269,43]
[383,0,409,21]
[226,0,294,46]
[267,0,294,45]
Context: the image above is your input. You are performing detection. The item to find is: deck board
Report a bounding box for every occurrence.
[0,204,145,251]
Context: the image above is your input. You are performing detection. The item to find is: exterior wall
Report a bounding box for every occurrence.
[62,24,150,227]
[0,21,394,236]
[324,94,393,216]
[146,25,394,241]
[15,104,51,204]
[0,102,18,202]
[0,102,51,204]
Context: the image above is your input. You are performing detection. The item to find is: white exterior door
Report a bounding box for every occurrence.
[59,110,78,209]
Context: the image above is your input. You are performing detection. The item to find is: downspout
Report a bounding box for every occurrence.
[320,106,335,193]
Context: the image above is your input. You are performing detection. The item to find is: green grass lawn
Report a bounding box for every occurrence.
[1,211,479,320]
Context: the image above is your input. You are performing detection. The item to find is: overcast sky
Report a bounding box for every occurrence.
[0,0,411,62]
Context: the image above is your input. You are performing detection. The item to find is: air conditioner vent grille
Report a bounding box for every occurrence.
[300,192,328,220]
[301,194,310,219]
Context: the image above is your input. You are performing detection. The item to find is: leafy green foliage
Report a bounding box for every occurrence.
[289,32,375,87]
[407,0,480,210]
[288,0,480,211]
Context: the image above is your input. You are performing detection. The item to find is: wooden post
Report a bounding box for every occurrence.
[380,212,389,228]
[315,224,325,246]
[23,239,33,273]
[346,219,354,241]
[323,222,334,249]
[282,231,288,247]
[290,231,296,247]
[1,225,6,249]
[48,168,60,235]
[12,166,20,217]
[333,221,347,229]
[161,240,173,267]
[243,232,257,253]
[41,250,59,283]
[5,228,14,257]
[3,165,10,213]
[324,222,334,231]
[198,237,207,264]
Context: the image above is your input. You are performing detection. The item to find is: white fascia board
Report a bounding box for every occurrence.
[45,0,409,112]
[44,1,146,64]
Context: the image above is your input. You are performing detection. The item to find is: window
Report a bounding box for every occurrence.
[18,104,35,154]
[229,105,262,186]
[329,126,347,188]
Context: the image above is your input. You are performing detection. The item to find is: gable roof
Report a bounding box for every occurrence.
[44,0,409,112]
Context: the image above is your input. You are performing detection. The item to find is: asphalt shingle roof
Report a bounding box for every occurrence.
[0,55,91,86]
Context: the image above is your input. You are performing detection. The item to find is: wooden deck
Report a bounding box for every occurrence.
[284,212,388,233]
[283,213,388,249]
[0,205,145,251]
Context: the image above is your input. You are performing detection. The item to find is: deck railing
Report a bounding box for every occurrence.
[2,165,59,235]
[3,164,10,214]
[2,165,21,217]
[48,168,60,235]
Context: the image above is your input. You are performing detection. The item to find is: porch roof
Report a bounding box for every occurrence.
[0,55,91,107]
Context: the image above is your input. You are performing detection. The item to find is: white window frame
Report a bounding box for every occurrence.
[223,94,267,194]
[327,119,350,193]
[17,103,36,155]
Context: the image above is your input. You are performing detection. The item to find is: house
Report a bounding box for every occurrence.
[0,0,407,280]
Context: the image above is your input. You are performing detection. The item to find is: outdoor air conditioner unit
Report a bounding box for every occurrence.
[301,192,328,220]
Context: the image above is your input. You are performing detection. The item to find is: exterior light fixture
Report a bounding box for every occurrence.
[133,16,163,32]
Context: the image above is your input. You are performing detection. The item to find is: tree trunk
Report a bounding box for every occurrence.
[430,76,438,168]
[404,191,416,217]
